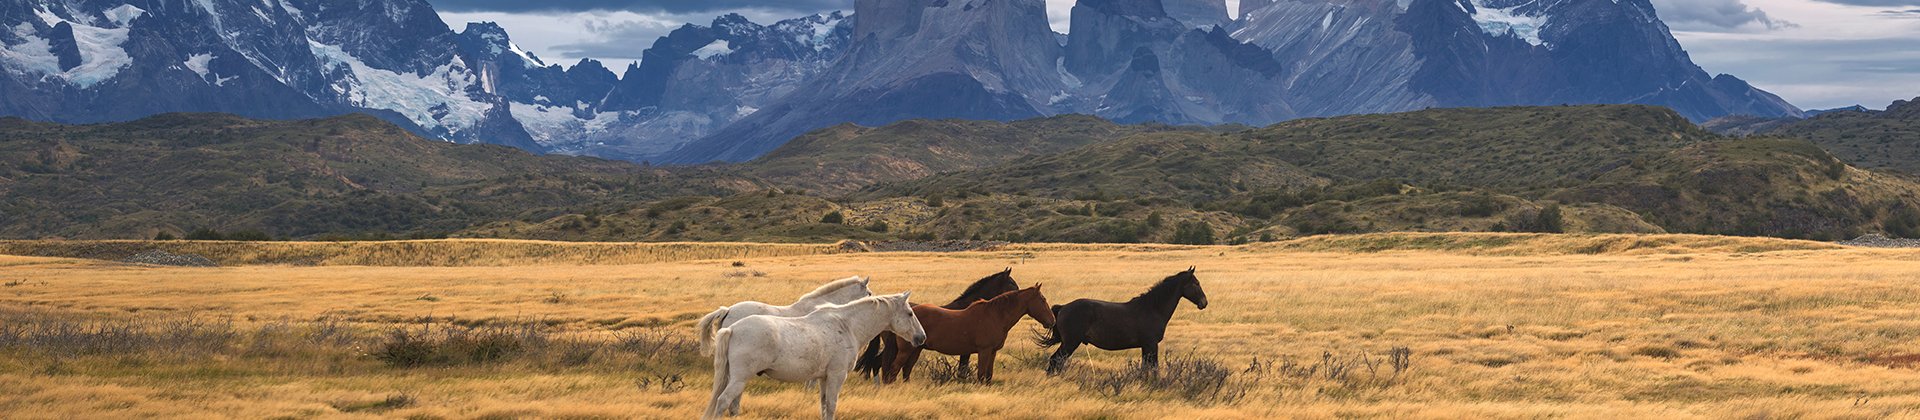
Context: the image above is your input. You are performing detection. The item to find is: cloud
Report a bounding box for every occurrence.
[1809,0,1920,6]
[1878,8,1920,17]
[1674,34,1920,108]
[1651,0,1796,31]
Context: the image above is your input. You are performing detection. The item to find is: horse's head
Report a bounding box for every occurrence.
[882,292,927,346]
[837,276,874,302]
[979,268,1020,297]
[1177,267,1208,310]
[1021,285,1056,328]
[990,268,1019,295]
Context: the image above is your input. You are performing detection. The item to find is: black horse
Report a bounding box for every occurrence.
[1036,267,1208,374]
[855,268,1021,379]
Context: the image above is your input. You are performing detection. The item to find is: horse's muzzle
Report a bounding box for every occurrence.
[1195,299,1209,310]
[911,333,928,346]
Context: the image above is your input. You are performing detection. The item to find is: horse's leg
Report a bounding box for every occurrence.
[715,371,748,418]
[1047,339,1082,375]
[819,371,847,420]
[899,346,923,382]
[1141,343,1160,373]
[957,354,972,380]
[975,351,996,384]
[881,336,903,384]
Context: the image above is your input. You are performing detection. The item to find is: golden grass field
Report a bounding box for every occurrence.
[4,233,1920,419]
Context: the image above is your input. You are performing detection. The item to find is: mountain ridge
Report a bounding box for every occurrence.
[1,0,1800,164]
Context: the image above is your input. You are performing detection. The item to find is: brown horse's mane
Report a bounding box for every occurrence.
[1128,271,1194,304]
[965,287,1037,311]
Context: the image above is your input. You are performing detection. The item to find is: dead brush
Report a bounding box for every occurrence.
[919,357,974,385]
[1243,346,1417,389]
[1067,353,1248,404]
[0,313,238,357]
[370,320,546,368]
[636,374,687,393]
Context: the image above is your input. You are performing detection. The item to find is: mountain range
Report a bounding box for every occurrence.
[1,0,1803,164]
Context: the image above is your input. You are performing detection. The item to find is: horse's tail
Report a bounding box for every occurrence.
[705,328,734,419]
[696,306,729,356]
[1033,305,1064,348]
[853,334,886,379]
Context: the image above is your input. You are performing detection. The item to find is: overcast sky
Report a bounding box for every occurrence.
[437,0,1920,110]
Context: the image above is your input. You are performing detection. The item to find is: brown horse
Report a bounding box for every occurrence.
[883,285,1055,384]
[855,268,1019,379]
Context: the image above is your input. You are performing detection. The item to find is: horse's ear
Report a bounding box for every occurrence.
[901,291,912,300]
[1002,267,1012,274]
[1186,266,1197,273]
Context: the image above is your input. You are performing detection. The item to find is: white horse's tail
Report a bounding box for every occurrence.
[697,306,729,356]
[705,328,735,420]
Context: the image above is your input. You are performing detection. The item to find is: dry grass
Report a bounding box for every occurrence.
[0,232,1841,267]
[2,233,1919,418]
[0,239,850,266]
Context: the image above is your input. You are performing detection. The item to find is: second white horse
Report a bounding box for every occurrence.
[704,292,927,420]
[695,276,873,355]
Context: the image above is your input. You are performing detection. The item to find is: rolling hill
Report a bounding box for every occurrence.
[1768,98,1920,177]
[3,104,1914,243]
[0,113,733,239]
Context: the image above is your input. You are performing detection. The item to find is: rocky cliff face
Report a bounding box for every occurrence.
[665,0,1063,163]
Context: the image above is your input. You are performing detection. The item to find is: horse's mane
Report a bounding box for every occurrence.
[797,276,866,303]
[960,298,992,310]
[966,287,1034,310]
[949,270,1015,307]
[1129,271,1193,303]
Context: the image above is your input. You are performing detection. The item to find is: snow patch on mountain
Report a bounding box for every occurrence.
[184,53,213,77]
[182,52,235,86]
[509,101,623,145]
[103,4,145,27]
[692,40,732,60]
[507,42,542,67]
[309,40,490,134]
[1,15,134,88]
[2,24,59,76]
[1469,1,1548,46]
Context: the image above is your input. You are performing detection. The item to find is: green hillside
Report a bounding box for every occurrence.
[1770,98,1920,176]
[3,105,1915,243]
[0,114,730,239]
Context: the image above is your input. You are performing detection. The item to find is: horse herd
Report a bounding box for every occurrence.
[695,268,1210,419]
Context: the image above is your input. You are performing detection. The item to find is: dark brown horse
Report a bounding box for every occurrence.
[854,268,1019,379]
[884,285,1055,383]
[1036,267,1207,374]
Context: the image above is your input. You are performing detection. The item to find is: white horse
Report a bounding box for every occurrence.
[696,276,873,355]
[704,293,927,420]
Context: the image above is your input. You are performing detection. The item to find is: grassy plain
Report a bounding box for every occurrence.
[3,234,1920,418]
